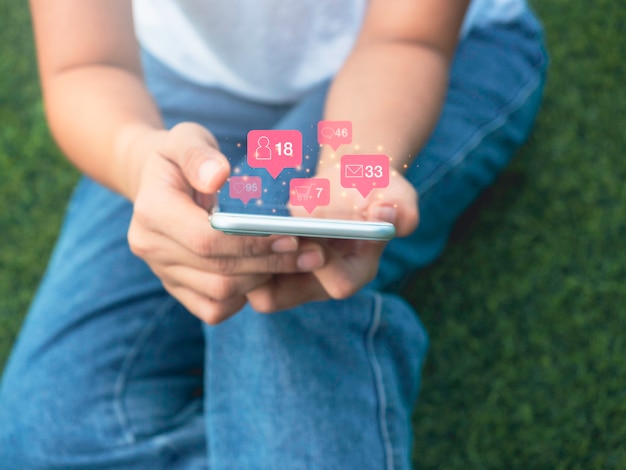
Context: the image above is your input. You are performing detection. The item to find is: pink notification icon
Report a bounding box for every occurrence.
[340,154,390,198]
[229,175,262,205]
[317,120,352,151]
[247,129,302,178]
[289,178,330,214]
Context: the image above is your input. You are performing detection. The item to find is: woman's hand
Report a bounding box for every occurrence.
[245,168,419,312]
[127,123,326,324]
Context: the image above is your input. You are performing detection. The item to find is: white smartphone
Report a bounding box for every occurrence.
[210,212,395,241]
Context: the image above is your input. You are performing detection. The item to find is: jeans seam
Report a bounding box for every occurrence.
[366,292,394,470]
[418,17,546,198]
[421,75,542,199]
[113,296,179,445]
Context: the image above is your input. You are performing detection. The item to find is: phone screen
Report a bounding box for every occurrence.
[212,125,396,240]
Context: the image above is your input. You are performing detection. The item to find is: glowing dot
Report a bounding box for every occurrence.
[354,145,360,150]
[403,164,408,169]
[377,145,383,151]
[236,142,242,148]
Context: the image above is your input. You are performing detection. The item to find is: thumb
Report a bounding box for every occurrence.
[195,155,231,194]
[166,122,231,194]
[367,176,419,237]
[369,201,418,238]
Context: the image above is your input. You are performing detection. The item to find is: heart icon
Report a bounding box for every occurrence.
[321,127,334,139]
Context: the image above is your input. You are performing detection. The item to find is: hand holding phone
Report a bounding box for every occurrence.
[127,123,332,325]
[225,169,419,312]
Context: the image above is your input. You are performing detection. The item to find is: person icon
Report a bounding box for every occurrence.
[254,135,272,160]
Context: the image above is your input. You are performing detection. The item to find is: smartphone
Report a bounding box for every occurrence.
[210,212,395,241]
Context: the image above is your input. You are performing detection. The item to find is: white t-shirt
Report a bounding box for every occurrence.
[133,0,526,103]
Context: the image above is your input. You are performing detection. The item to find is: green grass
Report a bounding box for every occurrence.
[1,1,624,467]
[408,1,626,467]
[0,3,79,362]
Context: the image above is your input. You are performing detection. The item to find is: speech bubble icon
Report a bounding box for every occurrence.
[228,175,262,205]
[247,129,302,178]
[340,154,389,198]
[289,178,330,214]
[317,120,352,151]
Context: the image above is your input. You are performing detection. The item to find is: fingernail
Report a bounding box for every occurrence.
[375,205,397,224]
[297,249,324,271]
[198,160,224,187]
[271,237,298,253]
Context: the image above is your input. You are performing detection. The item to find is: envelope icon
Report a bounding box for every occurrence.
[345,164,363,178]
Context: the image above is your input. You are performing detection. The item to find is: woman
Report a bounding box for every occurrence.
[0,0,547,467]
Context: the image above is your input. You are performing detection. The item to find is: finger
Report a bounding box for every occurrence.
[246,273,330,313]
[247,241,385,312]
[158,266,272,302]
[157,241,325,274]
[311,239,386,299]
[164,283,247,325]
[162,122,231,194]
[130,216,326,274]
[366,173,419,236]
[131,179,307,260]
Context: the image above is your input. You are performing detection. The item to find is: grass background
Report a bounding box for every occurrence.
[0,0,624,467]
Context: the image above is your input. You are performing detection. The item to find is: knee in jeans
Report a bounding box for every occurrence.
[0,365,121,466]
[0,394,67,466]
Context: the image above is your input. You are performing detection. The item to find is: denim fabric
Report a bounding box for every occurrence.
[0,11,547,469]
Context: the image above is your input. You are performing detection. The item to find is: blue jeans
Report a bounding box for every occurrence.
[0,12,547,469]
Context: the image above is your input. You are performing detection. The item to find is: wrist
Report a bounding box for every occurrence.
[114,123,168,201]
